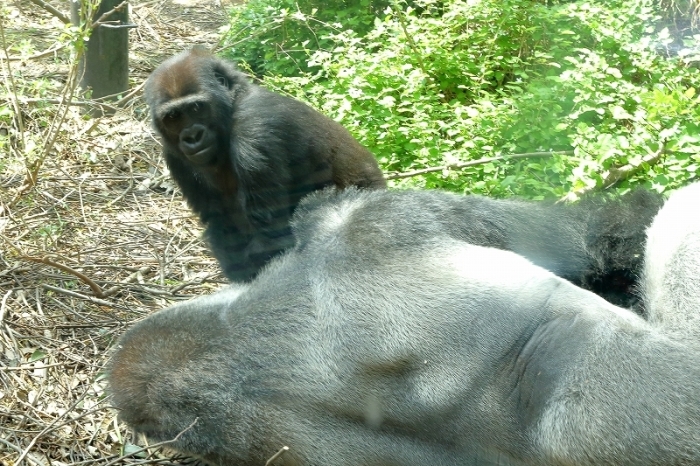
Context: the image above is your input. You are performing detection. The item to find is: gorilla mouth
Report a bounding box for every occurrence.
[184,146,217,165]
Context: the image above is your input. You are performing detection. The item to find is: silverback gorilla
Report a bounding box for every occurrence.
[109,187,700,466]
[643,181,700,334]
[145,47,386,282]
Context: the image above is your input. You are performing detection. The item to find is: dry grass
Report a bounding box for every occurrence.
[0,1,233,464]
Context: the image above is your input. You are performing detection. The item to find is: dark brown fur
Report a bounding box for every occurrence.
[145,47,386,282]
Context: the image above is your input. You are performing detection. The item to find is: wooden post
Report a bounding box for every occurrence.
[71,0,131,110]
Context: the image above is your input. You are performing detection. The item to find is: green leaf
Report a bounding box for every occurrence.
[610,106,632,120]
[29,349,47,362]
[122,442,147,458]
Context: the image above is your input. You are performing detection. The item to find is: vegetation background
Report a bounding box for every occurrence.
[0,0,698,465]
[223,0,700,198]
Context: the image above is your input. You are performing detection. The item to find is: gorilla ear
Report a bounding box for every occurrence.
[212,62,249,94]
[214,70,233,90]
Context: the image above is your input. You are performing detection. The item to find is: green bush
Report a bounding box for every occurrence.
[222,0,390,76]
[223,0,700,198]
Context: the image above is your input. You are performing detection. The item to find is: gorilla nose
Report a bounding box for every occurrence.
[180,124,206,151]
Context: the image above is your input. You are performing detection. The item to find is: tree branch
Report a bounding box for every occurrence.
[386,150,574,180]
[21,255,105,297]
[390,1,430,79]
[26,0,70,24]
[562,143,667,201]
[602,143,666,187]
[90,1,129,29]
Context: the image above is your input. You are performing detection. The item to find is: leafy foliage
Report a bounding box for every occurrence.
[223,0,700,198]
[222,0,389,76]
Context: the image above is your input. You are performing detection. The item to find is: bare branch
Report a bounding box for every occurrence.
[386,150,574,180]
[90,1,129,29]
[21,255,105,297]
[26,0,70,24]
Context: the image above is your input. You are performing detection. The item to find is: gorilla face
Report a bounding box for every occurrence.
[145,48,243,167]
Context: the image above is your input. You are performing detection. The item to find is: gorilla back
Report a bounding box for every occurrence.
[145,47,386,282]
[109,188,700,466]
[295,188,661,308]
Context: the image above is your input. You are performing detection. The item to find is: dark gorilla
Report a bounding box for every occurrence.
[144,47,386,282]
[642,181,700,333]
[109,188,700,466]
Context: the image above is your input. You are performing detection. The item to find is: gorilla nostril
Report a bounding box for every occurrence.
[180,125,206,147]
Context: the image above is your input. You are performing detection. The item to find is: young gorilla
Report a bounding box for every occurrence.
[642,181,700,334]
[109,188,700,466]
[145,47,386,282]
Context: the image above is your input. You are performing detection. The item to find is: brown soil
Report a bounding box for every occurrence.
[0,1,237,464]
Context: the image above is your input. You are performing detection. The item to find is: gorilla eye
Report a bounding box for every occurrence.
[165,110,179,121]
[215,72,231,89]
[192,103,200,113]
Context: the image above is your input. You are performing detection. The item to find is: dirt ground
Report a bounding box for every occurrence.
[0,1,237,464]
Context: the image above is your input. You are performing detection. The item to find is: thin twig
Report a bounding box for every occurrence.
[386,150,573,180]
[0,437,22,454]
[29,53,81,187]
[4,361,82,371]
[265,446,290,466]
[101,266,152,297]
[101,418,199,466]
[169,272,217,293]
[21,97,120,113]
[21,255,105,297]
[93,80,146,108]
[4,43,68,61]
[390,1,430,79]
[0,15,26,161]
[41,284,115,308]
